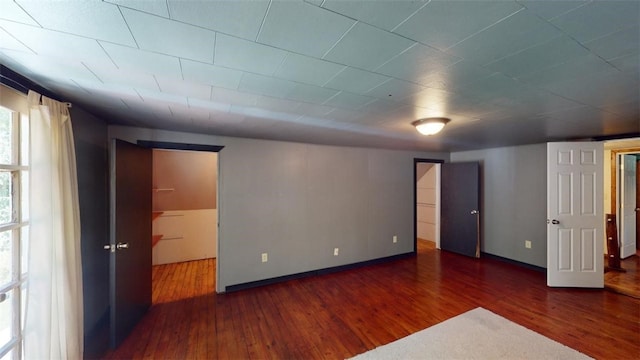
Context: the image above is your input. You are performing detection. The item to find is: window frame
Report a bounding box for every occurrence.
[0,87,29,360]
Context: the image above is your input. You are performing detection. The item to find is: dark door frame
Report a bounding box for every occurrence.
[414,158,445,253]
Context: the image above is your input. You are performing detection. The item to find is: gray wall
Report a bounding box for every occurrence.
[72,106,110,357]
[451,143,547,268]
[108,126,449,291]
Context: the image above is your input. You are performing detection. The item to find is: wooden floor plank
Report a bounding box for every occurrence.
[103,242,640,359]
[605,249,640,298]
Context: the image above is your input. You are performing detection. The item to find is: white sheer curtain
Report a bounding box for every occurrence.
[24,91,83,359]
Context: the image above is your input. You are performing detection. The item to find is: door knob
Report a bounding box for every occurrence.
[635,208,640,212]
[103,244,115,253]
[116,242,129,250]
[551,219,560,225]
[470,210,479,215]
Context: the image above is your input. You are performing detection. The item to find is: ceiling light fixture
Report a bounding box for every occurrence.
[412,117,450,136]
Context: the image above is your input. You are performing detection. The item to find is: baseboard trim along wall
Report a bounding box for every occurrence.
[481,252,546,273]
[225,252,415,293]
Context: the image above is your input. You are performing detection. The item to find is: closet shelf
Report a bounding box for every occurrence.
[152,188,174,192]
[152,234,163,247]
[152,211,164,221]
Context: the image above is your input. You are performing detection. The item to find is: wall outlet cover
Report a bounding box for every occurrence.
[333,248,339,256]
[261,253,268,262]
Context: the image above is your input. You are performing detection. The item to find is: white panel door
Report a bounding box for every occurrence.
[547,142,603,288]
[619,154,637,259]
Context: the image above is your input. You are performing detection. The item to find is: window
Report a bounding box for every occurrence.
[0,98,29,360]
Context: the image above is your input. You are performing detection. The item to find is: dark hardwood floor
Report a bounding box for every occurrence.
[103,241,640,359]
[605,249,640,299]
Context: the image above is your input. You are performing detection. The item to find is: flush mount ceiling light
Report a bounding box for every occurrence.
[412,117,451,136]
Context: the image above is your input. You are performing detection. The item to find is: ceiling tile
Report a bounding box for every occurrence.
[451,73,525,103]
[375,43,460,84]
[515,54,616,87]
[170,103,211,122]
[255,96,304,114]
[0,20,114,65]
[422,61,496,90]
[0,1,39,25]
[324,108,362,123]
[304,0,323,6]
[274,53,345,87]
[258,1,355,58]
[542,70,639,108]
[238,73,297,98]
[17,1,135,46]
[70,86,134,109]
[323,91,375,110]
[323,67,389,94]
[540,106,628,137]
[136,88,188,107]
[393,1,523,50]
[365,79,426,100]
[551,1,640,43]
[121,8,215,63]
[181,59,243,90]
[599,100,640,119]
[447,10,562,65]
[295,103,334,117]
[286,83,338,104]
[584,25,639,61]
[100,42,182,78]
[88,65,159,91]
[155,76,212,101]
[215,34,288,76]
[321,0,427,31]
[167,0,269,40]
[1,50,100,84]
[105,0,170,17]
[209,88,259,109]
[484,36,590,77]
[610,53,639,73]
[323,22,415,70]
[364,104,419,124]
[0,28,32,52]
[357,98,406,115]
[517,1,589,20]
[506,88,584,115]
[187,97,231,113]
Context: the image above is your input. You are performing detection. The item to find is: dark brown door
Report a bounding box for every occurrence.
[109,139,152,347]
[441,162,480,258]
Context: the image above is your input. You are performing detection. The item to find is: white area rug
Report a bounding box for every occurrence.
[349,307,592,360]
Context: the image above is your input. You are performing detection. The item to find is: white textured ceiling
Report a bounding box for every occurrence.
[0,0,638,151]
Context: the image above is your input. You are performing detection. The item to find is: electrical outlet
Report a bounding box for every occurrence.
[525,240,532,249]
[261,253,268,262]
[333,248,339,256]
[393,235,398,243]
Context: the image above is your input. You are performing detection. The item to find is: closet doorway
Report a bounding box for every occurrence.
[415,159,442,251]
[139,140,222,303]
[152,149,218,265]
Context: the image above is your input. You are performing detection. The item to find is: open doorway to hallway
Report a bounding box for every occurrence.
[604,139,640,299]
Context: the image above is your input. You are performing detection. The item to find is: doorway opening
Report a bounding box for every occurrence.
[604,139,640,298]
[139,140,223,304]
[414,159,442,252]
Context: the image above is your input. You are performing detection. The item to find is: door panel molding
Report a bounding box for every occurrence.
[547,142,603,288]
